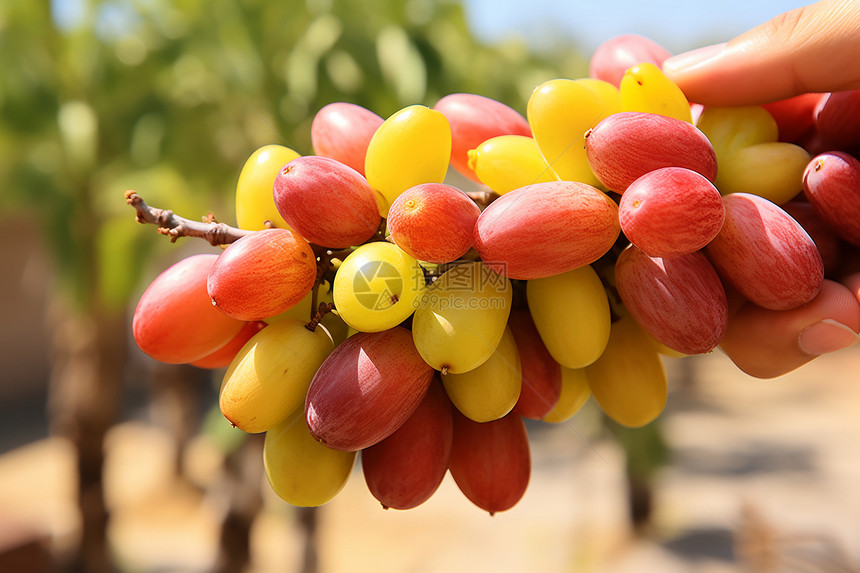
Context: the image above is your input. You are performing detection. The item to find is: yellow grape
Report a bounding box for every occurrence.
[526,265,611,368]
[527,78,621,186]
[466,135,557,194]
[412,262,512,374]
[235,144,300,230]
[364,105,451,217]
[696,106,808,202]
[263,409,356,507]
[620,63,692,123]
[542,366,591,424]
[585,316,667,428]
[696,105,778,158]
[717,142,809,204]
[441,326,522,422]
[219,318,334,433]
[263,283,317,324]
[575,78,623,109]
[332,241,426,333]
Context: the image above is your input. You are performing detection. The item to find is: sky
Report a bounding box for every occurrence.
[461,0,810,54]
[52,0,812,55]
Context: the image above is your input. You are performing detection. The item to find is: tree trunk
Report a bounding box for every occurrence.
[214,434,264,573]
[298,507,319,573]
[149,363,207,477]
[48,302,126,573]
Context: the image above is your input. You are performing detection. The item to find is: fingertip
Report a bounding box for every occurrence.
[792,280,860,356]
[720,280,860,378]
[664,1,860,105]
[663,40,796,106]
[798,318,860,356]
[841,272,860,302]
[661,43,726,78]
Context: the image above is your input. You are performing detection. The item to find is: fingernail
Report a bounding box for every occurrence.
[662,43,727,74]
[798,319,860,356]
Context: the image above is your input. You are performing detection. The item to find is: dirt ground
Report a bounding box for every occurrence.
[1,344,860,573]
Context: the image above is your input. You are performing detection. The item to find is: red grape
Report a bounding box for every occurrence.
[473,181,620,280]
[190,320,266,369]
[305,327,434,451]
[274,156,381,249]
[508,309,562,420]
[133,254,245,364]
[619,167,724,257]
[361,379,453,510]
[615,246,728,355]
[814,89,860,151]
[705,193,824,310]
[207,228,317,321]
[386,183,480,263]
[433,93,531,182]
[763,93,823,143]
[781,200,843,275]
[585,111,717,193]
[589,34,672,88]
[448,410,530,515]
[802,151,860,247]
[311,102,383,177]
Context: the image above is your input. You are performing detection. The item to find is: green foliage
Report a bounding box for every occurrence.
[0,0,580,311]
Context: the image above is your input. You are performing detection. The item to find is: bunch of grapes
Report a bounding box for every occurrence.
[129,34,860,515]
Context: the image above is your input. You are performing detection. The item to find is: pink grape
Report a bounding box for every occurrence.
[386,183,480,263]
[433,93,531,182]
[615,246,728,355]
[473,180,620,280]
[705,193,824,311]
[802,151,860,247]
[311,102,384,177]
[305,327,434,451]
[585,111,717,193]
[207,228,317,321]
[274,156,381,248]
[448,409,530,515]
[361,379,453,510]
[133,254,246,364]
[589,34,672,88]
[619,167,724,257]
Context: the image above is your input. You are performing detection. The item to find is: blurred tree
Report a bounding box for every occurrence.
[0,0,581,571]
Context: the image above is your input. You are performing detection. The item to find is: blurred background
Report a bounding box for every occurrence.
[3,0,859,572]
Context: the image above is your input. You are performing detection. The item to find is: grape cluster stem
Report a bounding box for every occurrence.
[125,190,252,246]
[305,303,335,332]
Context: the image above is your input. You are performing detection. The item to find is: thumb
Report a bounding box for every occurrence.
[662,0,860,106]
[719,278,860,379]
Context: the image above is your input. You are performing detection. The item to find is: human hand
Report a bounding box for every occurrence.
[662,0,860,106]
[719,278,860,378]
[660,0,860,376]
